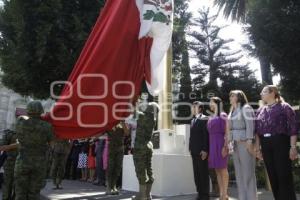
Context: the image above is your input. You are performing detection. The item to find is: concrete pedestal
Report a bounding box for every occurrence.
[122,153,196,196]
[122,126,197,196]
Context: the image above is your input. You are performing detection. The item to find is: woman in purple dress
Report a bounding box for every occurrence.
[208,97,229,200]
[255,85,298,200]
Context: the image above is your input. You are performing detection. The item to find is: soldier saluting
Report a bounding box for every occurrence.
[132,93,158,200]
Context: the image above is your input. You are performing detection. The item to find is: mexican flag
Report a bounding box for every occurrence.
[43,0,173,139]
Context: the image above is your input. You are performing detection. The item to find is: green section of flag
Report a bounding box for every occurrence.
[143,10,171,24]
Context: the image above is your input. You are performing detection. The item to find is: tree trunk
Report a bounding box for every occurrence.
[259,56,273,85]
[209,64,218,89]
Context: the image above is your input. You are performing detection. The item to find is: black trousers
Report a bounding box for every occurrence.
[260,134,296,200]
[70,158,79,180]
[191,154,210,200]
[95,155,105,184]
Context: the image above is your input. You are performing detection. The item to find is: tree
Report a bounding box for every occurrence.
[246,0,300,102]
[188,8,261,108]
[215,0,274,85]
[173,0,193,123]
[220,64,262,109]
[189,8,243,95]
[214,0,249,22]
[215,0,300,102]
[0,0,105,99]
[242,42,273,85]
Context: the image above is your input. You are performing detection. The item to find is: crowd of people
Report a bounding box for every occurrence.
[48,136,109,189]
[0,84,298,200]
[48,126,135,191]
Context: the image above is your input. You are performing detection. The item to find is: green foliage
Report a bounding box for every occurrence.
[189,8,261,104]
[214,0,249,22]
[0,0,105,99]
[255,162,268,189]
[246,0,300,103]
[190,8,240,90]
[216,0,300,102]
[293,167,300,192]
[220,65,262,109]
[173,0,193,124]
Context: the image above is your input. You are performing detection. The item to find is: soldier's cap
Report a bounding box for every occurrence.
[26,100,44,114]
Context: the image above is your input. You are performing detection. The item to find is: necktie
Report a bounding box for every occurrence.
[192,118,196,126]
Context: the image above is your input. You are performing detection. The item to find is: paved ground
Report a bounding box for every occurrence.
[0,180,299,199]
[39,179,300,200]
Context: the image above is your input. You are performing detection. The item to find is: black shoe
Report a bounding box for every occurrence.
[56,184,63,189]
[197,196,210,200]
[53,185,59,190]
[209,192,219,197]
[93,182,101,186]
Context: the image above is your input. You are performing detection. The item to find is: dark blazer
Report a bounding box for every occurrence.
[189,114,209,155]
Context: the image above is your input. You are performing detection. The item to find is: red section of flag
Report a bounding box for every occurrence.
[42,0,153,139]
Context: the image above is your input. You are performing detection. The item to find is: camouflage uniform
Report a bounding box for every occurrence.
[106,124,125,195]
[50,139,70,189]
[14,101,54,200]
[45,143,53,179]
[132,103,156,200]
[0,129,18,200]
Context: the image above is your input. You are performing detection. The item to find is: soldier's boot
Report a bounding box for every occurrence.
[140,184,148,200]
[112,184,119,195]
[53,179,59,190]
[57,178,63,189]
[131,191,141,200]
[133,184,148,200]
[131,185,141,200]
[105,183,113,195]
[131,184,147,200]
[145,183,153,200]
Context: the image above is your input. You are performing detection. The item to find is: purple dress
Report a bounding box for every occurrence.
[207,113,228,169]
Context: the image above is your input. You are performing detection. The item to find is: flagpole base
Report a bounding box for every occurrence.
[122,125,197,196]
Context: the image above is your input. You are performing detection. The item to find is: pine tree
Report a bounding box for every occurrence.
[173,0,193,123]
[189,8,243,96]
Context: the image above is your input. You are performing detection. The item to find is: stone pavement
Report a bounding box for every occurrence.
[0,180,299,199]
[39,179,300,200]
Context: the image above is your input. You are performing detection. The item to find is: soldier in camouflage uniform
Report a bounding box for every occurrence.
[106,121,128,195]
[14,101,54,200]
[50,139,71,189]
[132,94,157,200]
[0,129,18,200]
[46,143,53,179]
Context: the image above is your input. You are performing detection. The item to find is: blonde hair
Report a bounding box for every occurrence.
[265,85,284,103]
